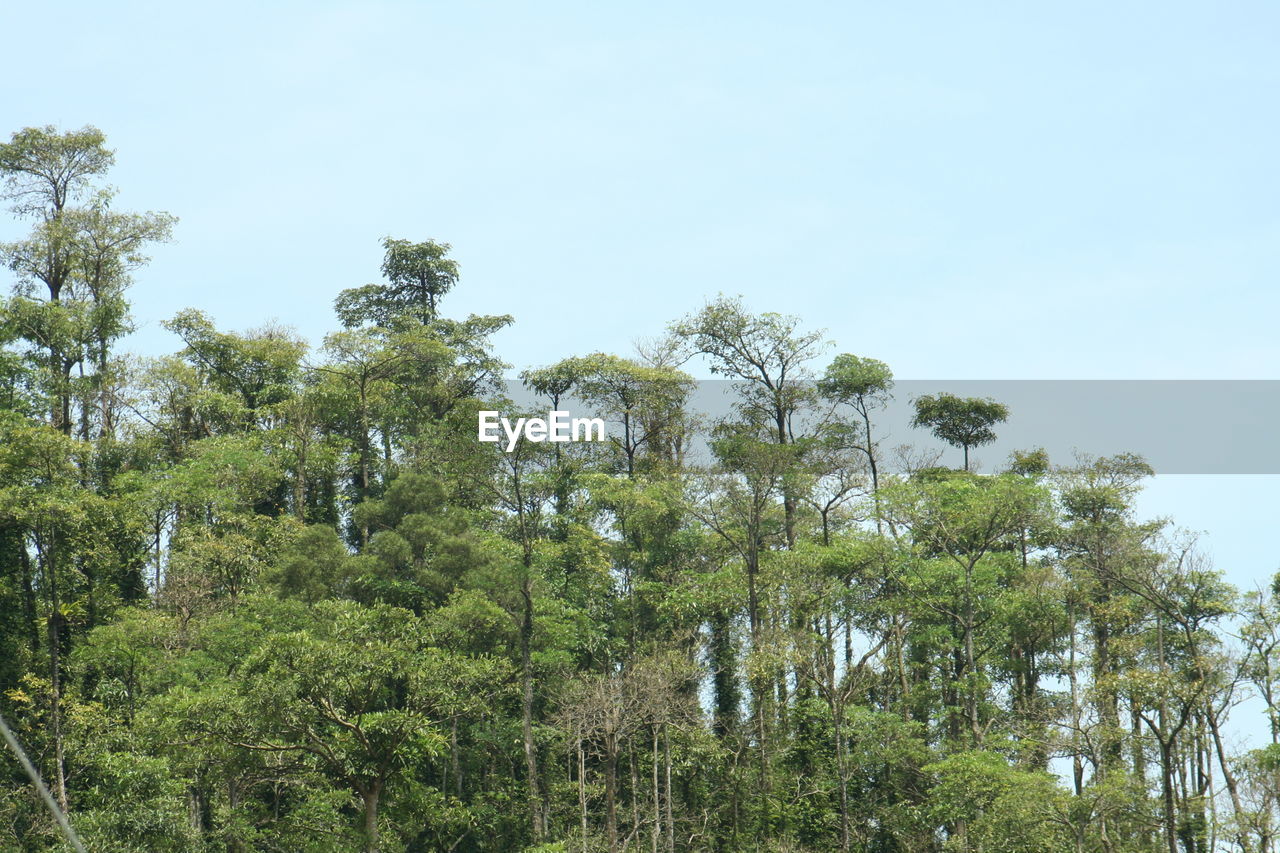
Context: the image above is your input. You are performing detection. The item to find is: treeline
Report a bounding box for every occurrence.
[1,126,1279,853]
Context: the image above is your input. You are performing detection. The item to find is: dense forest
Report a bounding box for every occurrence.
[1,125,1278,853]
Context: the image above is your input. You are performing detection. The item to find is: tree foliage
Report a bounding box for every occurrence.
[0,126,1273,853]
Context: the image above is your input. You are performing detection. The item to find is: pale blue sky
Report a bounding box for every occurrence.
[5,2,1278,377]
[3,3,1278,671]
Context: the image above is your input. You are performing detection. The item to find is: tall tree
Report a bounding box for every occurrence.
[335,237,459,327]
[672,295,827,547]
[911,393,1009,472]
[1,126,170,436]
[818,353,893,497]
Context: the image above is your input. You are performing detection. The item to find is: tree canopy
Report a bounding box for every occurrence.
[0,125,1274,853]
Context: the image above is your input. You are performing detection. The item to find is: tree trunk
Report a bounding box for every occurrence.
[43,535,69,815]
[1160,740,1178,853]
[652,727,660,853]
[606,733,619,853]
[963,584,982,746]
[450,716,461,797]
[1068,621,1084,796]
[98,340,113,441]
[1093,619,1123,773]
[1131,700,1146,782]
[18,543,39,655]
[1207,706,1253,853]
[520,577,544,842]
[835,696,850,852]
[663,726,674,853]
[293,446,307,521]
[579,735,589,853]
[227,780,242,853]
[358,382,371,546]
[362,785,381,853]
[709,612,738,739]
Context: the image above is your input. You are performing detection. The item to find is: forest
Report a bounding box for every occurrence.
[1,125,1278,853]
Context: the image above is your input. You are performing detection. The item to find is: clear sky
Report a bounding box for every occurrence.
[4,2,1278,378]
[3,1,1278,717]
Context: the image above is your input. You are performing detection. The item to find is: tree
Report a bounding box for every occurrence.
[1,127,171,437]
[883,470,1050,749]
[187,599,509,853]
[64,197,175,439]
[911,393,1009,472]
[162,310,307,425]
[335,237,459,327]
[0,422,148,814]
[0,126,113,219]
[476,429,561,843]
[3,158,1278,853]
[545,353,695,478]
[818,353,893,496]
[313,326,418,542]
[672,295,828,548]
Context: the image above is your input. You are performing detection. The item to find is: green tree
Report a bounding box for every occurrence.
[884,470,1050,749]
[1,126,171,436]
[672,295,828,547]
[335,237,460,327]
[911,393,1009,472]
[185,599,509,852]
[818,353,893,496]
